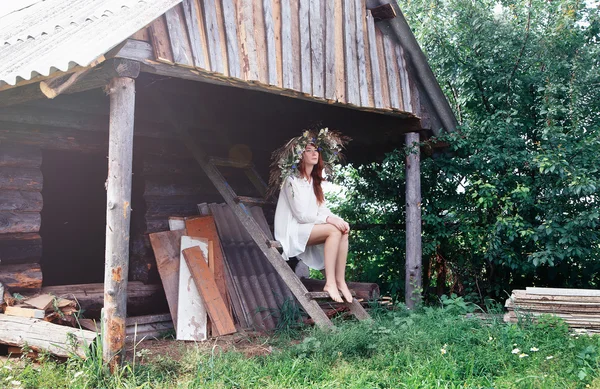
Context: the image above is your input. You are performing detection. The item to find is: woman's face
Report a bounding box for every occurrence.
[302,144,319,166]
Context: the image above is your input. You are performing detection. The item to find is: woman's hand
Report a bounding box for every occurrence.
[326,216,350,234]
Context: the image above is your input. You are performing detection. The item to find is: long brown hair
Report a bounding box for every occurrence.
[298,144,325,204]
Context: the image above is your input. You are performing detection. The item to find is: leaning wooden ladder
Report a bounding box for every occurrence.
[181,132,371,329]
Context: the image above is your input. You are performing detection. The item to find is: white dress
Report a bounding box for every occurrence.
[274,176,336,270]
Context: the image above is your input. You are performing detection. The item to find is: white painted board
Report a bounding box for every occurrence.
[177,236,209,341]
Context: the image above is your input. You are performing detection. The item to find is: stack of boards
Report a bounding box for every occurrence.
[149,215,236,341]
[505,287,600,333]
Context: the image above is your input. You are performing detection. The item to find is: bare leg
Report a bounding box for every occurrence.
[307,224,343,303]
[335,233,352,302]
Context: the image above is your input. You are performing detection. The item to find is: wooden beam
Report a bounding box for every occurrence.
[404,132,422,309]
[0,59,140,108]
[369,3,397,22]
[103,76,136,369]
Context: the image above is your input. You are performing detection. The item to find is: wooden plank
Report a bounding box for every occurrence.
[355,0,371,107]
[0,315,96,358]
[168,216,186,231]
[366,10,383,108]
[253,0,269,84]
[299,0,311,94]
[149,15,175,64]
[4,306,45,319]
[264,0,279,86]
[202,0,225,74]
[526,288,600,297]
[272,0,283,87]
[177,236,208,341]
[22,294,54,310]
[182,0,208,69]
[165,4,194,67]
[213,0,230,77]
[237,0,259,81]
[0,190,42,212]
[361,3,374,106]
[149,229,185,329]
[383,34,402,109]
[221,0,241,78]
[184,216,230,314]
[396,44,413,112]
[183,246,236,336]
[290,0,302,91]
[281,0,294,89]
[333,0,345,102]
[375,28,391,108]
[343,0,359,105]
[0,212,41,234]
[103,77,135,368]
[324,0,336,100]
[130,27,150,41]
[309,0,325,97]
[0,263,42,292]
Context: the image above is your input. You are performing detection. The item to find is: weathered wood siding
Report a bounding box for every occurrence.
[129,0,414,114]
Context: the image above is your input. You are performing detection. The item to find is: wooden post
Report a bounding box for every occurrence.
[405,132,422,309]
[103,77,135,368]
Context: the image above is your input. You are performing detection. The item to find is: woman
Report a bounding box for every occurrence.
[270,129,353,303]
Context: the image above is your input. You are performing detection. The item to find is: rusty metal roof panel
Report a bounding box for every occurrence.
[0,0,181,87]
[208,203,295,331]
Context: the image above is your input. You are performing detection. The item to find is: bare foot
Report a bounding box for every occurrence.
[337,282,353,303]
[323,284,343,303]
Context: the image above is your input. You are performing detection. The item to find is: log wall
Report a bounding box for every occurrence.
[0,143,43,292]
[128,0,415,115]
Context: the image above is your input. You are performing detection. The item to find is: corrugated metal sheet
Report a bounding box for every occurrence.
[0,0,181,87]
[208,203,295,331]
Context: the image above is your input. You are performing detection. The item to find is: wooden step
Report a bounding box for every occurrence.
[306,291,357,300]
[235,196,274,206]
[208,157,253,169]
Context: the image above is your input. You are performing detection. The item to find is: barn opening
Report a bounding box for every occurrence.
[40,149,108,286]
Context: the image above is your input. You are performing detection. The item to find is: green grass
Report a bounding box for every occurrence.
[2,306,600,388]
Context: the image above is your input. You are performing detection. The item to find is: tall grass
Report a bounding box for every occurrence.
[2,306,600,388]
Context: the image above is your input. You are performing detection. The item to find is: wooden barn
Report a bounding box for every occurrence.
[0,0,456,363]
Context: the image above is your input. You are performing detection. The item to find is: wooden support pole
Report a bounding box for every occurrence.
[405,131,422,309]
[103,76,136,369]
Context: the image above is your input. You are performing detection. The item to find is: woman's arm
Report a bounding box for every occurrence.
[282,177,317,224]
[316,199,350,233]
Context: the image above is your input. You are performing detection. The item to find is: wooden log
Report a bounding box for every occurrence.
[0,190,42,213]
[0,212,41,234]
[405,132,422,309]
[0,167,42,192]
[148,229,186,329]
[0,233,42,265]
[0,263,42,292]
[183,246,236,336]
[0,144,41,168]
[39,67,93,99]
[0,315,97,358]
[301,278,380,301]
[41,282,166,318]
[103,77,135,368]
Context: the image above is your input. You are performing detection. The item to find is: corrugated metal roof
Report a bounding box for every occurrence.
[208,203,295,331]
[0,0,181,87]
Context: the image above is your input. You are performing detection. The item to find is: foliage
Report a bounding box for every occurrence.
[329,0,600,301]
[3,309,600,388]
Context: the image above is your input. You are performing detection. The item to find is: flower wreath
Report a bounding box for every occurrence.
[267,128,351,197]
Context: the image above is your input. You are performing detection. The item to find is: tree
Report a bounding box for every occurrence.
[330,0,600,302]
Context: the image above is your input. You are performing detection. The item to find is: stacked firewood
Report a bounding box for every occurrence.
[505,287,600,332]
[2,291,78,325]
